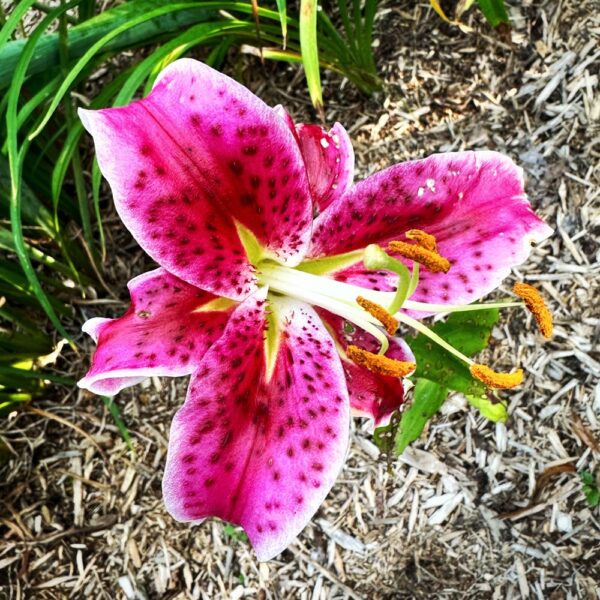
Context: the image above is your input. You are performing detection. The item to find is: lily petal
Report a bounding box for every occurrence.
[310,151,552,311]
[317,309,414,428]
[80,59,313,299]
[78,269,235,395]
[275,106,354,213]
[163,289,350,561]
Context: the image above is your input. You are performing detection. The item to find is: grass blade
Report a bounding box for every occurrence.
[5,1,80,340]
[0,0,37,47]
[101,396,133,451]
[299,0,323,114]
[275,0,287,48]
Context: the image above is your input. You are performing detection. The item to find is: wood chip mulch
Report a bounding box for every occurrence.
[1,1,599,598]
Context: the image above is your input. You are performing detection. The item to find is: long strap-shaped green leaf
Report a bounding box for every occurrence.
[299,0,323,113]
[0,0,38,47]
[0,226,87,281]
[27,2,285,140]
[275,0,288,48]
[0,0,209,89]
[6,1,80,341]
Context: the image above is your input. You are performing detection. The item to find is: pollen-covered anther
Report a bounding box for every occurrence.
[388,240,450,274]
[356,296,398,335]
[513,282,553,339]
[347,345,415,378]
[405,229,438,252]
[470,364,524,389]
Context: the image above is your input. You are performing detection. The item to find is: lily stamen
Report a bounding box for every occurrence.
[356,296,398,335]
[388,240,451,274]
[513,282,553,338]
[405,229,438,252]
[347,345,415,377]
[398,312,525,389]
[470,364,524,389]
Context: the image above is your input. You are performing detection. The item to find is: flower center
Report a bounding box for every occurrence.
[255,229,552,390]
[257,260,393,352]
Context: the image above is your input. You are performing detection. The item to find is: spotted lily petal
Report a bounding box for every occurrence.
[163,289,349,561]
[295,122,354,213]
[78,269,235,395]
[317,309,414,427]
[310,151,552,309]
[80,59,314,300]
[275,106,354,214]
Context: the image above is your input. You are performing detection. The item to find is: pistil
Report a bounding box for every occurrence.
[258,257,536,391]
[258,263,390,353]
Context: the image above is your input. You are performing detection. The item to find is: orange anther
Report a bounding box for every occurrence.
[513,282,553,339]
[388,240,450,274]
[356,296,398,335]
[470,364,524,389]
[405,229,438,252]
[347,345,415,378]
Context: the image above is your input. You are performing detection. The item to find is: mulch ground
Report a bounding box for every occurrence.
[1,1,599,598]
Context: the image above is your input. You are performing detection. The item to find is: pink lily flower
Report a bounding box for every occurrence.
[78,59,552,560]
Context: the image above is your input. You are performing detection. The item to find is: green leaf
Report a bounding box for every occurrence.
[299,0,323,113]
[405,308,500,397]
[373,409,401,461]
[395,379,448,454]
[476,0,510,27]
[0,365,73,386]
[223,523,248,542]
[275,0,287,48]
[0,392,32,417]
[0,0,214,89]
[580,471,600,508]
[0,156,56,236]
[581,471,595,486]
[0,0,38,48]
[5,0,77,341]
[101,396,133,452]
[465,393,507,423]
